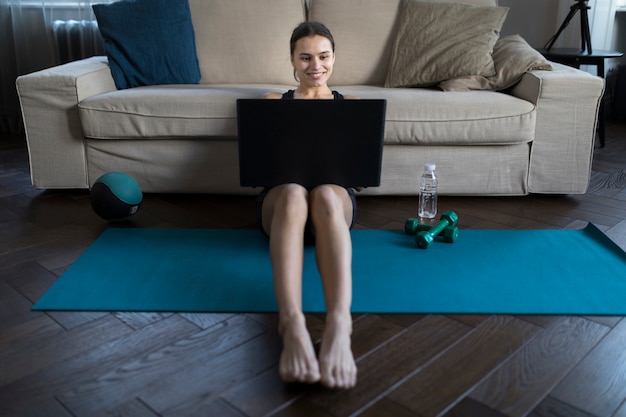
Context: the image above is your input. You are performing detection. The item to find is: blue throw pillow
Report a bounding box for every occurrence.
[93,0,201,89]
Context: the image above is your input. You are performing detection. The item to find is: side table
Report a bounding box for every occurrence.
[538,48,623,148]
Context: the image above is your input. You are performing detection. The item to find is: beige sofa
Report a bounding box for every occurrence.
[16,0,605,196]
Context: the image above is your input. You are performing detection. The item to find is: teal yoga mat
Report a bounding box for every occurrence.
[33,224,626,314]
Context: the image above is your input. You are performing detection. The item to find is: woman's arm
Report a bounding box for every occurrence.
[263,92,283,99]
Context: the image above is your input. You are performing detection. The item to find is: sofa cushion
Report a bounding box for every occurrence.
[92,0,201,90]
[439,35,553,91]
[78,85,291,139]
[332,86,535,145]
[188,0,305,85]
[310,0,498,86]
[79,85,534,146]
[385,0,508,88]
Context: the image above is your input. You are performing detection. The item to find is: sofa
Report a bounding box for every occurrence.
[16,0,605,196]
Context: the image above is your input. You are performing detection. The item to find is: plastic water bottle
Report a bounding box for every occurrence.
[418,163,437,219]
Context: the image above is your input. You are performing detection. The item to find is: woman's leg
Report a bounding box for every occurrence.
[309,185,357,389]
[261,184,321,384]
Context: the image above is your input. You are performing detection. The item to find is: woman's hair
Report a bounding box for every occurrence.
[289,21,335,56]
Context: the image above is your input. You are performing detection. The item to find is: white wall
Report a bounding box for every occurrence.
[498,0,561,48]
[500,0,620,49]
[500,0,624,74]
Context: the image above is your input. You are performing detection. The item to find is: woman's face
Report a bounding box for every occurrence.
[291,35,335,88]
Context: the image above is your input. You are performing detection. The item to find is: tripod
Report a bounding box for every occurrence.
[544,0,592,54]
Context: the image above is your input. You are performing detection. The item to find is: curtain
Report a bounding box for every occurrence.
[590,0,618,50]
[0,1,112,135]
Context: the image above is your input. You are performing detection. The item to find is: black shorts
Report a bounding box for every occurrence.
[256,186,358,242]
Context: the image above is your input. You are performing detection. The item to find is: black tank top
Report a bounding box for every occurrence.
[281,90,345,100]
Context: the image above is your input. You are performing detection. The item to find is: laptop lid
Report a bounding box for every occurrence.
[237,99,386,188]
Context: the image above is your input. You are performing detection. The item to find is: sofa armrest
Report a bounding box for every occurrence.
[510,62,605,194]
[16,56,115,189]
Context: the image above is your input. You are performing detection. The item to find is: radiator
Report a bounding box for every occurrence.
[52,20,105,64]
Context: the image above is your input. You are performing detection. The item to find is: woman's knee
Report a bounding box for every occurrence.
[273,184,309,218]
[261,184,309,234]
[309,185,350,224]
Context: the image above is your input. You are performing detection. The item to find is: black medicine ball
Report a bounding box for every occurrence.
[90,172,143,221]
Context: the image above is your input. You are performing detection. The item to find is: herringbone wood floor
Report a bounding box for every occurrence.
[1,124,625,417]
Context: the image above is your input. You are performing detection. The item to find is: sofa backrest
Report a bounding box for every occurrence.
[308,0,402,86]
[189,0,498,86]
[189,0,306,85]
[309,0,498,86]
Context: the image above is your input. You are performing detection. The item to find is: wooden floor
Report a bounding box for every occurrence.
[1,124,625,417]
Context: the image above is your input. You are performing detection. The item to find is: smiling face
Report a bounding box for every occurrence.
[291,35,335,90]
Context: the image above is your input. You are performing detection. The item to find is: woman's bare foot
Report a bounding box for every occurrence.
[318,313,357,389]
[278,312,321,384]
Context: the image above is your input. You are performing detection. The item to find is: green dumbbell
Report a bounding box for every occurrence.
[405,217,459,244]
[404,217,422,234]
[415,211,459,249]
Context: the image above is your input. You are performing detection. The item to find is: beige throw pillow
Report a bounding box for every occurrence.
[385,0,508,88]
[439,34,553,91]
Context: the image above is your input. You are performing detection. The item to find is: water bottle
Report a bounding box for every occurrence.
[418,163,437,219]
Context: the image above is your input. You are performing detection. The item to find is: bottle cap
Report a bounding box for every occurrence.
[425,163,436,171]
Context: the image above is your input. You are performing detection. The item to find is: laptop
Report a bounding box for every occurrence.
[237,98,386,188]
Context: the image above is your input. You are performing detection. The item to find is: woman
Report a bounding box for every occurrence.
[259,21,358,389]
